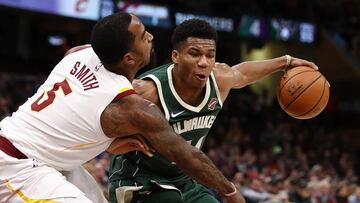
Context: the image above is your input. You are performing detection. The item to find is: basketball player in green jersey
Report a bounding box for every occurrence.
[109,19,318,203]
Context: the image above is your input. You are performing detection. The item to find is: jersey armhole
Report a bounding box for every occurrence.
[142,74,170,121]
[210,72,223,107]
[112,89,136,103]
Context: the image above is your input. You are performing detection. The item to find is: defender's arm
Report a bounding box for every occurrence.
[101,94,242,199]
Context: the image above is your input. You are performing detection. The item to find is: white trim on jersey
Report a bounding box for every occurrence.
[115,185,143,203]
[167,65,211,113]
[210,72,223,107]
[150,180,182,195]
[145,74,170,121]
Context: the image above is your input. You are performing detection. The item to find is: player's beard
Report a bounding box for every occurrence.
[135,49,157,78]
[136,47,157,77]
[148,46,157,68]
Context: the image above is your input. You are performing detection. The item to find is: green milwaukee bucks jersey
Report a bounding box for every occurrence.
[109,64,223,184]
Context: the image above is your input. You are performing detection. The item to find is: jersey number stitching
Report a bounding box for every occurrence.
[31,79,72,112]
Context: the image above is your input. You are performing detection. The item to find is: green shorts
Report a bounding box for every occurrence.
[109,176,220,203]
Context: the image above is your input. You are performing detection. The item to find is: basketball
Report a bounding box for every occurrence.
[277,66,330,119]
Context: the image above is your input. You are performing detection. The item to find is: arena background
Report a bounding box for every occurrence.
[0,0,359,202]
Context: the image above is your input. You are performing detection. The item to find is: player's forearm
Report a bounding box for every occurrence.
[148,128,235,195]
[173,144,236,195]
[232,56,286,85]
[103,95,238,195]
[136,102,236,195]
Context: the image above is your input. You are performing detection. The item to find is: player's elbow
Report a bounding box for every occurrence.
[233,72,251,88]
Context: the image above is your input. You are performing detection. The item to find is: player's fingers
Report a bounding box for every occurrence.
[141,149,154,157]
[131,142,153,157]
[129,139,146,150]
[134,134,156,152]
[129,137,153,157]
[295,58,319,70]
[133,134,150,151]
[290,57,318,71]
[306,61,319,70]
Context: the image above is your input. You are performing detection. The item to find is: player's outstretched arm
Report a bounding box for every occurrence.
[101,94,244,202]
[215,55,319,92]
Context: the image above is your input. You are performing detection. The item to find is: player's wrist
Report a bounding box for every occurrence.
[283,54,292,70]
[222,182,238,197]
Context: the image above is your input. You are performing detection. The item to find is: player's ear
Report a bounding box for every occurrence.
[123,53,136,65]
[171,50,179,64]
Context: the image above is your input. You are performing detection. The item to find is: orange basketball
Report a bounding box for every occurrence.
[277,66,330,119]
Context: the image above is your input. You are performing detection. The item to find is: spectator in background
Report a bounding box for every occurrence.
[0,96,10,120]
[310,179,337,203]
[242,178,272,203]
[288,178,311,203]
[348,186,360,203]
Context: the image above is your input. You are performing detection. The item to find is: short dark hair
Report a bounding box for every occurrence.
[171,19,218,50]
[91,12,135,65]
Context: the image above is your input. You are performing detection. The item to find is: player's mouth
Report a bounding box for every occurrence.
[195,74,207,81]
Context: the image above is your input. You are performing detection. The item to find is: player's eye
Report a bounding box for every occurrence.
[207,53,215,58]
[189,51,200,57]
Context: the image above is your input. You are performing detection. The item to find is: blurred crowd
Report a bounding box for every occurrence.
[205,88,359,203]
[166,0,360,59]
[0,73,45,119]
[0,72,359,203]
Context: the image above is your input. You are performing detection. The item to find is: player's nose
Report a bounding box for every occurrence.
[198,55,209,68]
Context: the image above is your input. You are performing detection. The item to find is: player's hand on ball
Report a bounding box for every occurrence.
[283,55,319,71]
[106,134,155,157]
[277,66,330,119]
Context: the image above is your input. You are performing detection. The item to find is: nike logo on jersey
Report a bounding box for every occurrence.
[171,110,185,118]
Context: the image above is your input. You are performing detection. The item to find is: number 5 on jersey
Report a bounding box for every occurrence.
[31,79,72,112]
